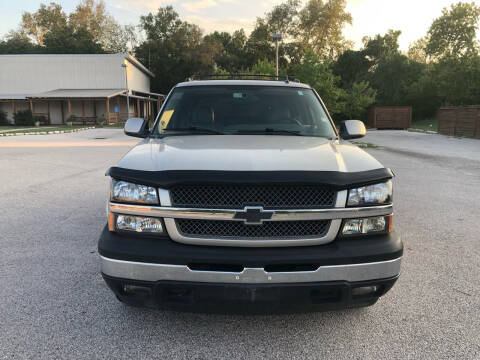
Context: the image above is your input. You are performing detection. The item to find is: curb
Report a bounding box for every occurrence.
[407,128,438,134]
[0,126,96,137]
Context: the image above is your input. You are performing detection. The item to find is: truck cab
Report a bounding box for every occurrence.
[98,78,402,313]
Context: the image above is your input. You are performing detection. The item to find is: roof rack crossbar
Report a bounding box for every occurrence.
[186,74,300,83]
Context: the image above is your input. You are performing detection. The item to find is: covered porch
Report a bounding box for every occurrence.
[25,89,164,125]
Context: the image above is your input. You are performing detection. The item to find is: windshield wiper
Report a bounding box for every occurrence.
[236,128,304,136]
[162,127,226,135]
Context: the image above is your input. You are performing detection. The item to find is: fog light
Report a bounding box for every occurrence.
[123,284,152,295]
[352,286,378,296]
[342,216,387,235]
[116,215,164,233]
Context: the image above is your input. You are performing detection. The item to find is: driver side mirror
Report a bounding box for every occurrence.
[339,120,366,140]
[124,118,149,138]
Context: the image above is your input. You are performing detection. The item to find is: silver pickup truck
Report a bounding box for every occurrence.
[98,78,402,313]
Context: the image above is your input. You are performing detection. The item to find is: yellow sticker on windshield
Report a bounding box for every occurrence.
[160,110,174,129]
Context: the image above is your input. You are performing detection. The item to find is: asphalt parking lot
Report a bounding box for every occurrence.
[1,129,479,359]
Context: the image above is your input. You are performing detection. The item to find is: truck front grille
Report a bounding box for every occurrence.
[175,219,331,239]
[170,184,335,209]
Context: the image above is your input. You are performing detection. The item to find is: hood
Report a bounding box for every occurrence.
[116,135,383,173]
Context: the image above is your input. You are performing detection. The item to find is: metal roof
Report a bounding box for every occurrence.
[0,94,28,100]
[28,89,127,99]
[0,54,154,78]
[175,80,311,88]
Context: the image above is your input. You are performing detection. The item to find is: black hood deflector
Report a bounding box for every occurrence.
[106,167,394,190]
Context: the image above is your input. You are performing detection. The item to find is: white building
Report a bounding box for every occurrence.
[0,54,163,125]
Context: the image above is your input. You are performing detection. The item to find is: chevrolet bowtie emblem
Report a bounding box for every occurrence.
[233,206,274,225]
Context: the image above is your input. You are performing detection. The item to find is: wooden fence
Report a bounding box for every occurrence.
[367,106,412,129]
[437,106,480,139]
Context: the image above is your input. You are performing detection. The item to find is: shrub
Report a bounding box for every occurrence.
[0,110,8,125]
[14,110,34,126]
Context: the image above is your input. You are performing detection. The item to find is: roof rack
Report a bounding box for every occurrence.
[185,74,301,83]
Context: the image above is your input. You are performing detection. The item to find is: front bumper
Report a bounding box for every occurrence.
[98,226,402,312]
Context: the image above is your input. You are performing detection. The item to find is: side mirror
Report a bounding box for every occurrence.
[339,120,366,140]
[124,118,149,138]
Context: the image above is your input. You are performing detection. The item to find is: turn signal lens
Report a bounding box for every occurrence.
[116,215,164,233]
[342,216,388,235]
[108,212,115,232]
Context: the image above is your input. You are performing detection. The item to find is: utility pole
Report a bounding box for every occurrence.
[121,63,130,120]
[273,33,282,79]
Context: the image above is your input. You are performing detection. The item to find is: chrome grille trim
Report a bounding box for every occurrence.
[108,203,393,223]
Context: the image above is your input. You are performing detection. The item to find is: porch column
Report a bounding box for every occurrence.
[67,99,72,120]
[11,100,16,119]
[137,98,140,117]
[81,100,85,125]
[106,98,110,125]
[61,101,65,124]
[93,100,97,125]
[29,99,34,114]
[47,101,51,124]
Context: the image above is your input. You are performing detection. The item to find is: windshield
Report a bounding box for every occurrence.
[155,85,336,138]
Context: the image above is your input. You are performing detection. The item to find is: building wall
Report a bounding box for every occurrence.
[126,60,150,94]
[0,54,151,95]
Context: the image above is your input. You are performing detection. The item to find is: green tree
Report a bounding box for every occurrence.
[405,70,441,119]
[204,30,249,72]
[294,50,345,114]
[43,25,104,54]
[266,0,301,39]
[408,37,429,63]
[69,0,131,53]
[426,2,480,59]
[245,19,275,66]
[135,6,207,93]
[20,2,67,46]
[362,29,401,64]
[369,54,425,106]
[332,49,370,88]
[0,32,42,54]
[343,81,376,119]
[299,0,352,59]
[433,55,480,105]
[250,59,276,76]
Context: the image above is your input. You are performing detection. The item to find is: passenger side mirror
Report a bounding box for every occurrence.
[339,120,366,140]
[124,118,149,138]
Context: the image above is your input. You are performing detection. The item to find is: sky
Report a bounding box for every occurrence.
[0,0,478,51]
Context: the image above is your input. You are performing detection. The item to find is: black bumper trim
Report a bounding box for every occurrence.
[103,274,399,313]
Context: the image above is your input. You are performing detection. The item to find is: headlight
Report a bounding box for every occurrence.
[111,180,158,204]
[347,180,392,206]
[116,215,164,233]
